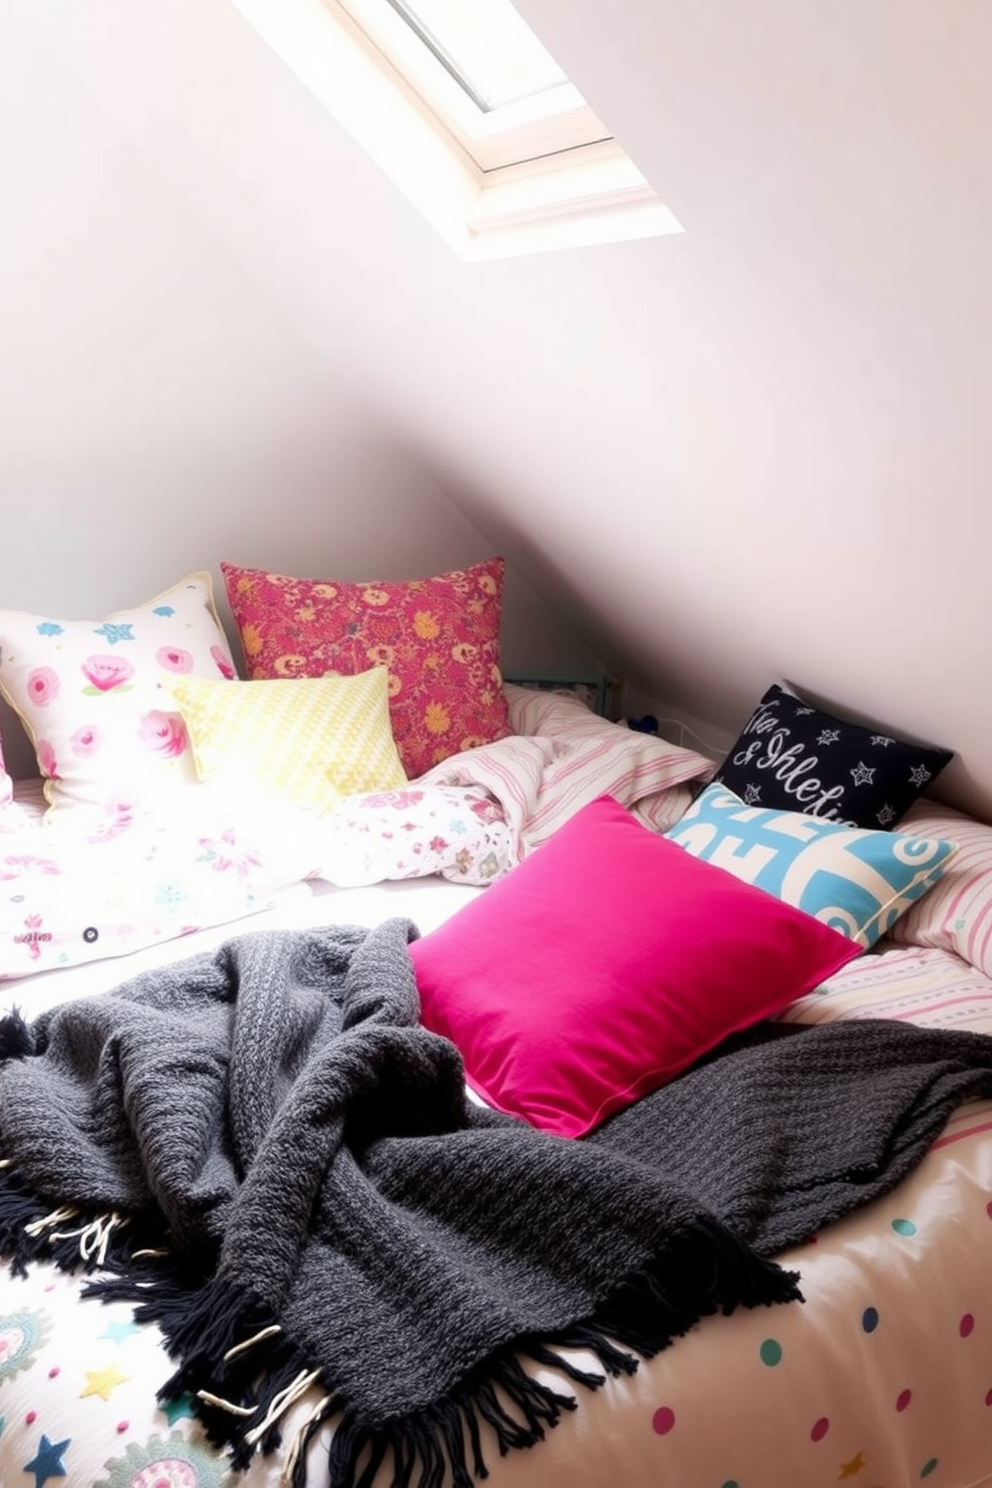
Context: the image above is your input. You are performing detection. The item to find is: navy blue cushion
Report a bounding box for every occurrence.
[714,684,952,829]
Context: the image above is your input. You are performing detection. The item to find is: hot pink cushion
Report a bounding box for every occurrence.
[221,558,512,780]
[409,795,862,1137]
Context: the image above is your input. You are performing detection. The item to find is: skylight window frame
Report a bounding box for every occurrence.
[382,0,568,115]
[226,0,684,260]
[331,0,612,172]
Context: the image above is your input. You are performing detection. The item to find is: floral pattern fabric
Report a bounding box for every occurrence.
[0,685,715,981]
[221,557,512,779]
[317,784,512,887]
[0,790,327,982]
[0,780,513,982]
[0,573,237,820]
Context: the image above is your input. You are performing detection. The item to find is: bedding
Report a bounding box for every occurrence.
[1,900,992,1488]
[0,777,337,981]
[1,684,710,982]
[420,680,712,851]
[2,585,991,1488]
[0,783,505,982]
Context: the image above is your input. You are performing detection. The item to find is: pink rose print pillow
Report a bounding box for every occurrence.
[221,557,512,779]
[0,572,237,820]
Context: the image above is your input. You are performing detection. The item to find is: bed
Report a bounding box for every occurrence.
[1,562,991,1488]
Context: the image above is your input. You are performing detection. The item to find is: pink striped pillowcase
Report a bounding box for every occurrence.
[417,683,715,860]
[888,800,992,978]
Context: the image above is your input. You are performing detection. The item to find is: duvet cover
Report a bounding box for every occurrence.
[1,888,991,1488]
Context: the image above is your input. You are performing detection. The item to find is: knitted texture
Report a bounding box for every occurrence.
[2,922,992,1488]
[589,1016,992,1250]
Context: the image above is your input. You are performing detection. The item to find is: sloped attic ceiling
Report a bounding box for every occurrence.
[3,0,991,817]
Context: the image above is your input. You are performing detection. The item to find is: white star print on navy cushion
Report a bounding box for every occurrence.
[713,684,952,829]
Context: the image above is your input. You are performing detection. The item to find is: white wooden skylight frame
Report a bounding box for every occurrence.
[343,0,610,171]
[227,0,684,259]
[380,0,571,115]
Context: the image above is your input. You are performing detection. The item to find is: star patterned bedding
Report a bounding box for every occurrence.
[1,896,992,1488]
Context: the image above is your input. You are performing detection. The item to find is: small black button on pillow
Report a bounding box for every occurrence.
[713,684,952,829]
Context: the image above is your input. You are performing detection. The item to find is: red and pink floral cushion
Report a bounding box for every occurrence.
[0,573,237,820]
[221,557,512,779]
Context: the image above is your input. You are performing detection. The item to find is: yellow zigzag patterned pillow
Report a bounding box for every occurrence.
[167,667,406,814]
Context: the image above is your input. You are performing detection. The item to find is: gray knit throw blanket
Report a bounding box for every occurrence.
[3,919,992,1488]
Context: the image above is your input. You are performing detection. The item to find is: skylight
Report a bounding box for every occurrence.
[384,0,567,113]
[335,0,612,172]
[227,0,684,259]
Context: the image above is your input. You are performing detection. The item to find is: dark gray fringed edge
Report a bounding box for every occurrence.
[1,1167,801,1488]
[0,1008,38,1063]
[0,1167,165,1279]
[89,1213,799,1488]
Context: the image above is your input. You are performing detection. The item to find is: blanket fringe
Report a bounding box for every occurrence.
[0,1163,172,1282]
[545,1214,802,1370]
[5,1171,801,1488]
[0,1170,140,1279]
[0,1007,38,1062]
[284,1392,335,1487]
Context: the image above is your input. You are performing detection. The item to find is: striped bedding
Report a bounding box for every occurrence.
[2,906,991,1488]
[890,799,992,981]
[782,941,992,1036]
[417,682,714,856]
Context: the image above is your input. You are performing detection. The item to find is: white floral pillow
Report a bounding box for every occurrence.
[314,785,513,887]
[0,573,237,820]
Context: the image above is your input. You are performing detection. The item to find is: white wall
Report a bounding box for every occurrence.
[2,0,989,815]
[0,0,601,778]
